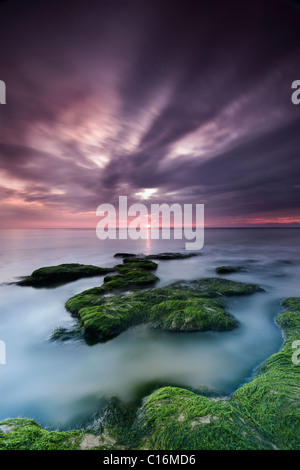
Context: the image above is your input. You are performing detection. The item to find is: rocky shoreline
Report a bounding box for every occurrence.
[1,253,299,450]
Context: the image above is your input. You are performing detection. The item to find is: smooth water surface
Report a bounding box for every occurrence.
[0,228,300,429]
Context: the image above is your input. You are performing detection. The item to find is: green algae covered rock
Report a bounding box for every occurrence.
[64,276,265,342]
[103,269,159,292]
[0,418,84,450]
[2,296,298,450]
[78,297,146,340]
[65,284,241,341]
[65,287,106,316]
[169,277,264,297]
[101,258,159,292]
[136,297,300,450]
[122,258,158,270]
[18,263,114,287]
[149,297,237,332]
[145,252,199,260]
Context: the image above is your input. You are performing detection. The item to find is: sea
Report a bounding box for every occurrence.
[0,227,299,430]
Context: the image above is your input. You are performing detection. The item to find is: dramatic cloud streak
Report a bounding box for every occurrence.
[0,0,300,227]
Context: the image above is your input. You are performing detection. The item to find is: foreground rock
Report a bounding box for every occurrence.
[1,296,299,450]
[137,297,300,450]
[17,264,114,287]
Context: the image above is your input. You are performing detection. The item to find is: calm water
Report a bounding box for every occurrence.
[0,228,300,429]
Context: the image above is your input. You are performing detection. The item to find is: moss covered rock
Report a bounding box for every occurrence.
[0,418,84,450]
[145,252,200,260]
[18,264,114,287]
[103,270,159,292]
[2,297,299,450]
[149,297,237,332]
[136,297,300,450]
[100,258,159,292]
[65,287,106,316]
[65,282,245,341]
[78,297,146,340]
[169,277,264,297]
[122,258,158,270]
[64,276,264,342]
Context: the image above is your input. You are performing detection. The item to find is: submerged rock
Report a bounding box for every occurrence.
[17,263,114,287]
[215,266,245,274]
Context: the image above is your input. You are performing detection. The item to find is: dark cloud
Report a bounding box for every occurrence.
[0,0,300,226]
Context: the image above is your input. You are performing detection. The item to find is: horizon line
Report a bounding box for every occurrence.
[1,226,300,230]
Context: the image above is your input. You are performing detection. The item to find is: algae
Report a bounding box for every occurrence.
[17,263,114,287]
[1,297,298,450]
[65,284,243,342]
[6,255,297,451]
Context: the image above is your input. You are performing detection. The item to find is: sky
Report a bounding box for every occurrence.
[0,0,300,228]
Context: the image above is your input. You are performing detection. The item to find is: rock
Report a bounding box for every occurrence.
[114,252,201,261]
[137,297,300,449]
[215,266,244,274]
[145,252,200,260]
[56,260,264,343]
[79,434,100,450]
[103,270,159,292]
[148,297,238,332]
[17,264,114,287]
[65,284,242,341]
[0,425,15,434]
[113,253,138,258]
[122,259,158,270]
[169,277,264,297]
[2,294,299,451]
